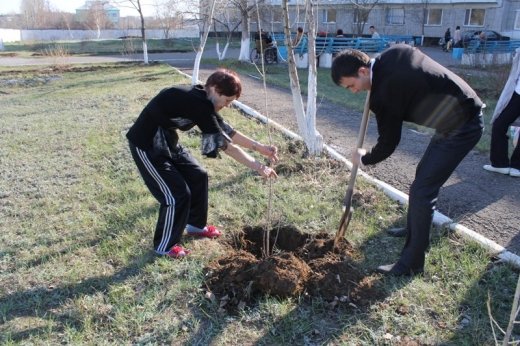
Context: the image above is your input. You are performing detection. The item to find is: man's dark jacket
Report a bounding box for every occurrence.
[362,44,483,165]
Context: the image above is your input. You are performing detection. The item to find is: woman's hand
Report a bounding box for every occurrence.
[255,142,279,163]
[256,162,278,179]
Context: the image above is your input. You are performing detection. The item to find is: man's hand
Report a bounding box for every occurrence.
[351,148,367,166]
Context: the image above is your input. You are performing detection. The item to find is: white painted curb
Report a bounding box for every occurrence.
[174,67,520,269]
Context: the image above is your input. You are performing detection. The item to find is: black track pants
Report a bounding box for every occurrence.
[129,142,208,254]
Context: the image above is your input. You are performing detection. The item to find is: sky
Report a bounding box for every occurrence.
[0,0,158,17]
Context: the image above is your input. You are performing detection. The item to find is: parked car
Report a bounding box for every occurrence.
[461,30,510,47]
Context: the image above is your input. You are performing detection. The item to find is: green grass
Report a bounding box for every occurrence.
[1,38,244,57]
[0,62,518,345]
[2,38,204,56]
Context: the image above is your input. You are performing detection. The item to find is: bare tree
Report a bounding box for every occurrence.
[228,0,267,62]
[155,0,184,39]
[83,1,114,38]
[113,0,151,64]
[20,0,50,29]
[351,0,379,36]
[282,0,323,155]
[212,5,242,60]
[192,0,218,84]
[420,0,430,41]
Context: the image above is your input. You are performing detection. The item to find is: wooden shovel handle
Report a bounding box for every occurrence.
[334,91,371,247]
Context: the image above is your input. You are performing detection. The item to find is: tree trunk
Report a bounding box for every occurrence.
[305,0,323,155]
[192,50,204,84]
[140,7,148,65]
[216,42,230,60]
[238,15,251,61]
[192,0,216,84]
[282,0,322,156]
[142,40,149,65]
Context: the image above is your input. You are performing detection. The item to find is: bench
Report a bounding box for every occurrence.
[329,37,388,54]
[271,33,285,46]
[330,37,359,54]
[478,41,510,53]
[292,35,308,55]
[357,38,387,52]
[510,40,520,51]
[382,35,415,45]
[276,35,390,67]
[465,40,520,54]
[315,36,333,55]
[462,40,520,66]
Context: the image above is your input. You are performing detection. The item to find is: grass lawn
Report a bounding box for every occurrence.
[0,62,518,344]
[1,38,243,57]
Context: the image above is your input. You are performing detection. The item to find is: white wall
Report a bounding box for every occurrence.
[0,28,199,43]
[0,29,21,42]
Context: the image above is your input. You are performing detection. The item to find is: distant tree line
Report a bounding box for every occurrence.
[0,0,186,31]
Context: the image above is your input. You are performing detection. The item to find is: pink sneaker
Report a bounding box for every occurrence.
[166,245,191,258]
[187,225,222,238]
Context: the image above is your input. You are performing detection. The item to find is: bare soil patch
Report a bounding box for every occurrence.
[0,52,17,58]
[204,225,384,310]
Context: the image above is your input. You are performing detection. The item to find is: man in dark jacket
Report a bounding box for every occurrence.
[331,45,484,276]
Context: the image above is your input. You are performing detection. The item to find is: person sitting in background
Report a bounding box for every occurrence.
[293,27,305,47]
[483,47,520,178]
[479,31,487,42]
[254,29,274,49]
[336,29,345,38]
[369,26,380,39]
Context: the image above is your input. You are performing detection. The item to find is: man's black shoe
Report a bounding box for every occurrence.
[376,262,423,276]
[386,227,407,237]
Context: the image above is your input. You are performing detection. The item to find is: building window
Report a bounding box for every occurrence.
[425,8,442,26]
[515,11,520,30]
[464,9,485,26]
[321,9,336,23]
[386,8,404,25]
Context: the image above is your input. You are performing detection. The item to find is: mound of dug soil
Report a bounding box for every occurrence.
[204,225,384,309]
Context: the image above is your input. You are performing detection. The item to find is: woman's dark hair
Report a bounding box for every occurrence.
[331,49,370,85]
[336,29,344,36]
[205,69,242,98]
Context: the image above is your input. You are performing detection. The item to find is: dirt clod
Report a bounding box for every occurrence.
[204,225,384,309]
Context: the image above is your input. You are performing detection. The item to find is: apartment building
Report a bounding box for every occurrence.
[235,0,520,40]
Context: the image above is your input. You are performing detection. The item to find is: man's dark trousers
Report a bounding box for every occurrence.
[398,114,484,270]
[490,92,520,169]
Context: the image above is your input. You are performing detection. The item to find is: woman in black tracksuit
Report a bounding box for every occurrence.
[127,69,278,258]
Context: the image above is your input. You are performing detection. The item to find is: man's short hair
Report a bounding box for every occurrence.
[331,49,371,85]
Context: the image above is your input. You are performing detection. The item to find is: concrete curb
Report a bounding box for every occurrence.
[174,67,520,269]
